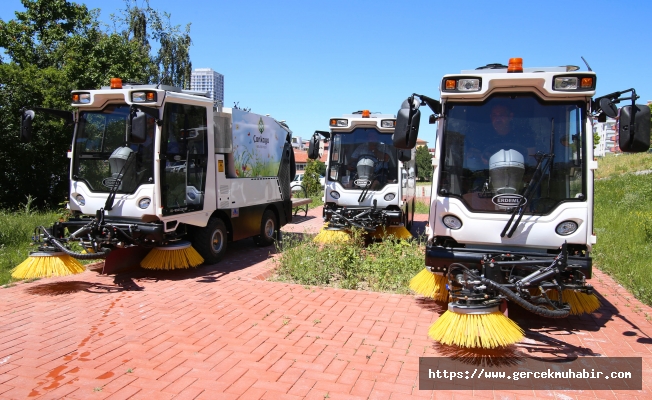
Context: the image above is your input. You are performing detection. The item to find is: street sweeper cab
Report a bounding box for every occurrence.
[393,58,651,348]
[17,78,296,274]
[307,110,417,238]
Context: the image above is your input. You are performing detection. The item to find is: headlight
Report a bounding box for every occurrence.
[381,120,396,128]
[384,193,396,201]
[330,191,340,200]
[72,93,91,104]
[442,215,462,230]
[138,198,151,209]
[457,78,480,91]
[554,77,578,90]
[131,91,157,102]
[75,194,85,206]
[555,220,578,236]
[442,77,482,92]
[329,119,348,127]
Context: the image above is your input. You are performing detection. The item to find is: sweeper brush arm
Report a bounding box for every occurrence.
[445,244,580,319]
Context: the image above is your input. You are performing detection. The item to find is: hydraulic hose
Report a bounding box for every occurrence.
[446,263,570,318]
[51,238,109,259]
[480,276,570,318]
[40,226,110,260]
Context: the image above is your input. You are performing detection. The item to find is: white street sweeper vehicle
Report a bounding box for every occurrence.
[306,110,417,239]
[16,78,296,275]
[394,58,650,349]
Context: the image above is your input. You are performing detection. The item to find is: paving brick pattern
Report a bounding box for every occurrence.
[0,206,651,399]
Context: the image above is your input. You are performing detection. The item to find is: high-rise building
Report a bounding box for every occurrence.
[190,68,224,105]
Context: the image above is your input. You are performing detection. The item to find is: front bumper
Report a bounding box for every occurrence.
[425,245,592,279]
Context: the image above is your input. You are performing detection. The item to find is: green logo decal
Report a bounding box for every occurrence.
[258,117,265,134]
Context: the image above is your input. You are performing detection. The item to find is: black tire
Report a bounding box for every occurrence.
[254,210,277,247]
[192,217,228,264]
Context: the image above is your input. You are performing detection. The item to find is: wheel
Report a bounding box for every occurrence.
[254,210,277,247]
[192,217,228,264]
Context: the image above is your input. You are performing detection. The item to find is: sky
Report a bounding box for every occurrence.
[2,0,651,146]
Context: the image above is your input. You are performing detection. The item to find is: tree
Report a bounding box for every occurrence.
[314,160,326,176]
[111,0,192,88]
[415,145,433,182]
[303,160,322,196]
[0,0,193,209]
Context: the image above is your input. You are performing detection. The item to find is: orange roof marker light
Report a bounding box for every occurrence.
[110,78,123,89]
[507,58,523,73]
[362,110,371,118]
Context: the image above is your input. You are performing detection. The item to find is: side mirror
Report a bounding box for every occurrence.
[20,110,35,143]
[393,98,421,149]
[397,149,411,162]
[307,132,321,160]
[619,104,651,153]
[128,110,147,143]
[599,97,618,118]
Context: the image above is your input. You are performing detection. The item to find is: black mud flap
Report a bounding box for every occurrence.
[97,246,151,275]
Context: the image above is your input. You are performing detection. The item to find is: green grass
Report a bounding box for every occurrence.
[0,209,62,286]
[593,172,652,305]
[414,198,430,214]
[271,230,427,293]
[595,152,652,180]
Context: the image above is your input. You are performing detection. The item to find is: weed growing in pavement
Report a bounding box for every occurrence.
[271,228,426,294]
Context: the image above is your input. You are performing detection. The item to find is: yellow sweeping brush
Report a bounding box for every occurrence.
[140,241,204,270]
[371,225,412,240]
[428,304,524,349]
[313,227,351,244]
[546,289,600,315]
[12,251,85,279]
[409,269,449,302]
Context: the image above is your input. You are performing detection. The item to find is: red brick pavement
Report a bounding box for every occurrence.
[0,206,651,399]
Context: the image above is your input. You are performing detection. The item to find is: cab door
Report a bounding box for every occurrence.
[160,103,208,216]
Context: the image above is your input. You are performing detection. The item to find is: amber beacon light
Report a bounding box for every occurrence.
[507,58,523,73]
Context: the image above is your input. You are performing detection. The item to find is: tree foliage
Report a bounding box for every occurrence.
[0,0,193,209]
[303,160,322,197]
[415,145,433,182]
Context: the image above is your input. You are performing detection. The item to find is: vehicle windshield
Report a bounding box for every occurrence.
[440,94,585,214]
[73,105,154,193]
[328,128,398,190]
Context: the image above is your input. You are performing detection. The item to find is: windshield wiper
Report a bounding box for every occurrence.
[501,118,555,238]
[104,150,135,211]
